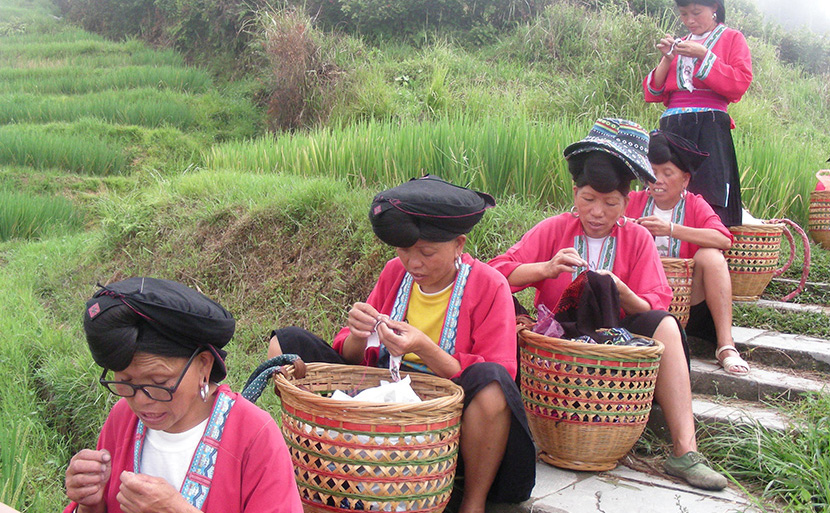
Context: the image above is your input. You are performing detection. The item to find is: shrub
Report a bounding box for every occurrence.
[254,6,344,130]
[299,0,545,39]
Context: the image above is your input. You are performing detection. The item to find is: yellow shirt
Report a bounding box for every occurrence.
[402,282,452,366]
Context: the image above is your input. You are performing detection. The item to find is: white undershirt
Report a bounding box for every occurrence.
[585,235,608,271]
[142,418,208,491]
[652,206,674,257]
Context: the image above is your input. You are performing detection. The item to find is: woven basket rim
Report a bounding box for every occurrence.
[729,223,783,232]
[274,362,464,414]
[517,327,665,359]
[810,190,830,199]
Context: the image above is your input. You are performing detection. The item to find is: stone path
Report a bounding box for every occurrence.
[490,321,830,513]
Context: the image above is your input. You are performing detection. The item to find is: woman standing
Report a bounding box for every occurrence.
[644,0,752,226]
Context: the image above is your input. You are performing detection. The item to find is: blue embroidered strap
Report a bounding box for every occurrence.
[573,235,617,280]
[642,196,686,258]
[241,354,303,403]
[379,263,471,374]
[133,391,236,511]
[181,392,235,510]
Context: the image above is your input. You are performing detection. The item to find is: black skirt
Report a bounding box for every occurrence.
[660,110,743,227]
[271,327,537,504]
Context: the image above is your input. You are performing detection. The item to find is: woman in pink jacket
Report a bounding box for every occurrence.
[268,176,535,513]
[644,0,752,227]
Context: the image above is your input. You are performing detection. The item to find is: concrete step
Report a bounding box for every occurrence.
[688,327,830,373]
[689,358,828,402]
[647,395,792,443]
[485,458,759,513]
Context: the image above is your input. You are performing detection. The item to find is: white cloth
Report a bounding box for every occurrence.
[678,31,710,91]
[652,206,674,257]
[142,418,208,490]
[585,235,609,271]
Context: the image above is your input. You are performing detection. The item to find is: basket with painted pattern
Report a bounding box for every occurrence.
[517,327,664,472]
[273,363,464,513]
[725,223,784,301]
[660,257,695,328]
[809,190,830,250]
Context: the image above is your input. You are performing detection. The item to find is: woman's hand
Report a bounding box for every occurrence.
[65,449,112,511]
[672,40,708,60]
[117,471,198,513]
[635,216,672,237]
[594,270,651,314]
[546,248,588,279]
[376,318,428,357]
[346,302,382,340]
[656,34,679,58]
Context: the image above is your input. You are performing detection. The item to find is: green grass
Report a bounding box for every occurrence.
[700,392,830,512]
[206,116,582,210]
[0,124,129,175]
[0,65,214,95]
[0,189,83,241]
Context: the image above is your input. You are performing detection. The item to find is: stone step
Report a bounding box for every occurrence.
[647,395,792,444]
[688,327,830,373]
[486,460,758,513]
[689,358,827,402]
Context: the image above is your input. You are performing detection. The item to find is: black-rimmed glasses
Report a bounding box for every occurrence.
[99,347,204,402]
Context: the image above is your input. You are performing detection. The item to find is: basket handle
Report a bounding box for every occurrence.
[766,218,811,302]
[241,354,305,403]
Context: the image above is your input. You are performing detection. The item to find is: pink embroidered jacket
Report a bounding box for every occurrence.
[332,254,518,379]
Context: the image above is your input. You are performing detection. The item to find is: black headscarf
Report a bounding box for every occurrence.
[369,175,495,248]
[83,277,235,382]
[568,152,634,195]
[648,130,709,177]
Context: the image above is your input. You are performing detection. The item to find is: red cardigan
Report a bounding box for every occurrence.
[626,190,734,259]
[644,25,752,110]
[488,213,672,312]
[332,254,518,379]
[64,385,302,513]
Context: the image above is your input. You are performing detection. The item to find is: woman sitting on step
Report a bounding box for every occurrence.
[489,118,727,491]
[267,175,536,513]
[626,130,749,375]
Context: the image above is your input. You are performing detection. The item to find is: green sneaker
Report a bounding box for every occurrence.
[664,451,728,491]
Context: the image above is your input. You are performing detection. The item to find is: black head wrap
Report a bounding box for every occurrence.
[369,175,495,248]
[83,277,235,382]
[568,152,634,195]
[648,130,709,177]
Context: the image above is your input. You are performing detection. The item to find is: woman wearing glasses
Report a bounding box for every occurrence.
[64,277,303,513]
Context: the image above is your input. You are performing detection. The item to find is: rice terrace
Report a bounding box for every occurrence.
[0,0,829,510]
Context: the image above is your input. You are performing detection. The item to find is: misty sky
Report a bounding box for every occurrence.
[752,0,830,34]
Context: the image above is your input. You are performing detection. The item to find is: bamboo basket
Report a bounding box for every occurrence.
[274,363,464,513]
[725,223,784,301]
[518,327,664,471]
[660,257,695,328]
[809,190,830,250]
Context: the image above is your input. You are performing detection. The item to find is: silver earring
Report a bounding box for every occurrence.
[200,381,209,402]
[455,255,462,271]
[616,217,628,227]
[712,12,717,20]
[570,206,579,218]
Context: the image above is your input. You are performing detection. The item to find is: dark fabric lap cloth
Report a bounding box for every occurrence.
[660,110,743,227]
[272,327,536,504]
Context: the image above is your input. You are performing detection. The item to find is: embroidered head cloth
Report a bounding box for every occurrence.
[83,277,235,381]
[369,175,496,247]
[648,130,709,176]
[564,118,655,183]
